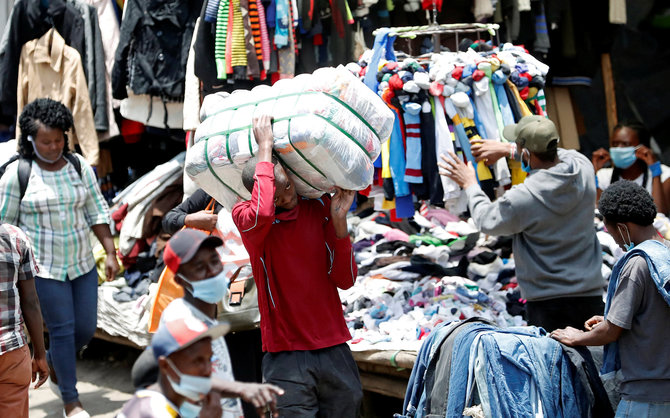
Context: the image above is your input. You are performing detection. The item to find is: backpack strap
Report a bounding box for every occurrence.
[63,152,83,178]
[17,158,32,200]
[0,153,20,178]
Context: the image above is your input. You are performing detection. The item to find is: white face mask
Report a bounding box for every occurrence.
[178,400,202,418]
[165,357,212,402]
[28,135,63,164]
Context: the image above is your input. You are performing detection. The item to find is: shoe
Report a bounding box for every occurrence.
[63,409,90,418]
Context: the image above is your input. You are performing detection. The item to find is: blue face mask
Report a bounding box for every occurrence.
[617,224,635,252]
[521,149,532,173]
[178,270,228,304]
[178,401,202,418]
[609,146,639,169]
[166,358,212,402]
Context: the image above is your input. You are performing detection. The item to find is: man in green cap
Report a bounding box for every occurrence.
[440,115,604,331]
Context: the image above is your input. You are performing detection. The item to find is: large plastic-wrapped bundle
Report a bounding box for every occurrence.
[186,66,394,208]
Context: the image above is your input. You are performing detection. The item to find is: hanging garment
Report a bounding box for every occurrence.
[403,102,423,184]
[230,0,248,69]
[16,28,98,165]
[120,93,184,130]
[112,0,202,101]
[215,0,230,79]
[491,69,515,130]
[0,0,86,125]
[420,99,444,205]
[240,0,260,79]
[183,18,201,131]
[434,97,461,201]
[205,0,221,22]
[274,0,289,48]
[256,0,271,71]
[67,0,107,132]
[248,0,264,75]
[388,105,410,197]
[84,0,121,139]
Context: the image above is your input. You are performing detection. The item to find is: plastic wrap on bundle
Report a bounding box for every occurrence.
[187,66,393,206]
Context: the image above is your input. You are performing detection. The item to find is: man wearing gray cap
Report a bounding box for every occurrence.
[440,115,604,331]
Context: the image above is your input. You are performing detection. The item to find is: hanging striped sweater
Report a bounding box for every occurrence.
[214,0,230,79]
[230,0,248,68]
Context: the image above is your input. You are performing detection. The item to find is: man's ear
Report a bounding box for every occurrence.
[158,356,179,383]
[174,272,193,292]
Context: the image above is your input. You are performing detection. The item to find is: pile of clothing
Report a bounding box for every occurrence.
[96,278,156,348]
[341,205,526,352]
[398,318,613,417]
[187,66,393,208]
[341,40,549,217]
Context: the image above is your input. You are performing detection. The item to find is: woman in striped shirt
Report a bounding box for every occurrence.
[0,98,118,418]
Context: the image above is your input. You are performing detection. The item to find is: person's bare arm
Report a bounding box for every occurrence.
[550,319,623,346]
[211,378,284,417]
[470,140,514,165]
[17,279,48,388]
[91,224,119,281]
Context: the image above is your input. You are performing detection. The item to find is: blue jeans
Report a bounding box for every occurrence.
[616,400,670,418]
[35,268,98,404]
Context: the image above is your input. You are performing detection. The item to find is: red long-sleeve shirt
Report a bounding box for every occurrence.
[232,162,357,352]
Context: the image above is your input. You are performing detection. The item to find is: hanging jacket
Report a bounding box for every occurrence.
[0,0,86,125]
[16,28,99,165]
[112,0,203,101]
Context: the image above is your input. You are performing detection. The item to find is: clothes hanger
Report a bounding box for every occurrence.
[373,23,500,53]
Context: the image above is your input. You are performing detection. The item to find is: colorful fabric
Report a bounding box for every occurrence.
[0,156,110,281]
[205,0,222,22]
[403,103,423,184]
[215,0,230,79]
[230,0,248,68]
[256,0,271,71]
[248,0,264,73]
[0,224,38,355]
[240,0,260,78]
[274,0,289,48]
[225,0,235,74]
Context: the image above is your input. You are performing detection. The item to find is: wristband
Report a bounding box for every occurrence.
[650,161,662,178]
[595,175,599,189]
[509,143,517,160]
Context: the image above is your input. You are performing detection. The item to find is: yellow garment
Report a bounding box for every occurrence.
[381,138,391,178]
[506,80,533,117]
[230,0,248,67]
[509,159,527,185]
[382,199,395,210]
[93,237,124,284]
[17,29,99,165]
[462,117,493,181]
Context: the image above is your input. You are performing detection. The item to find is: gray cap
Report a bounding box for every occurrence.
[503,115,559,153]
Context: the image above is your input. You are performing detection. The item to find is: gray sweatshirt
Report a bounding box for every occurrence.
[464,149,604,301]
